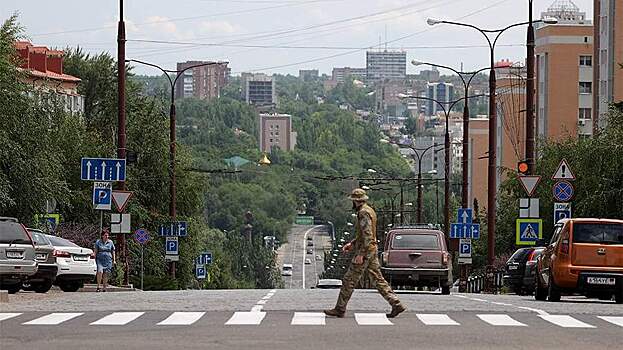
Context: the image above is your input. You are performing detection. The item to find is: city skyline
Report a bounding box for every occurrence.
[1,0,594,76]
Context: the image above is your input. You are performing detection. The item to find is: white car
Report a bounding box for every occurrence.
[305,258,312,265]
[45,235,96,292]
[282,263,293,276]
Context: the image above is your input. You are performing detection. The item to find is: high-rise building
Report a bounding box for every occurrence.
[174,61,228,101]
[15,41,83,114]
[366,50,406,82]
[536,1,594,138]
[331,67,367,83]
[299,69,319,81]
[242,73,276,106]
[594,0,623,130]
[258,113,297,152]
[426,82,454,116]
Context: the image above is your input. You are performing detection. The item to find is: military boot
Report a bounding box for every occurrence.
[386,304,406,318]
[323,308,345,318]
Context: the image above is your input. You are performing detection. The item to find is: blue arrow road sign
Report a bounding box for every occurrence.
[81,158,126,182]
[196,252,212,265]
[553,181,574,202]
[457,208,473,224]
[196,265,206,279]
[165,237,179,255]
[450,223,481,239]
[158,222,189,237]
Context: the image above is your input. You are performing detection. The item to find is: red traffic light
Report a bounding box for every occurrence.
[518,161,529,175]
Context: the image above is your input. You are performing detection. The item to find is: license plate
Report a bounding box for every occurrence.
[508,265,518,270]
[36,253,47,261]
[587,277,616,285]
[6,251,23,259]
[73,255,88,261]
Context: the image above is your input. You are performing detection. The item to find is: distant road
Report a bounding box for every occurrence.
[276,224,331,289]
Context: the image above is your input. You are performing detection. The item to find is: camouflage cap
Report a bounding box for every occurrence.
[349,188,369,202]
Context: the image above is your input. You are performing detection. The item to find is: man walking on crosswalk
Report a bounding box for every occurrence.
[324,188,406,318]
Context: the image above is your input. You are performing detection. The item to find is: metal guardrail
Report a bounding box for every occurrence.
[466,270,504,294]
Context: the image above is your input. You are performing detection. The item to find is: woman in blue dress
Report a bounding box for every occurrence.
[94,230,116,292]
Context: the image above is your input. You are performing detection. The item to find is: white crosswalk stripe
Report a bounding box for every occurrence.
[538,315,596,328]
[417,314,460,326]
[225,312,266,325]
[23,313,83,325]
[291,312,325,325]
[597,316,623,327]
[157,312,206,326]
[0,313,22,322]
[354,313,393,325]
[477,314,527,327]
[90,312,145,326]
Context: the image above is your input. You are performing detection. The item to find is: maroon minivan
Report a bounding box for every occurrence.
[381,226,452,294]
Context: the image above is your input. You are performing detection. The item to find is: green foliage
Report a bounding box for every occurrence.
[494,105,623,261]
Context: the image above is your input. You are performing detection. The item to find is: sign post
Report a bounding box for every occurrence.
[133,229,150,291]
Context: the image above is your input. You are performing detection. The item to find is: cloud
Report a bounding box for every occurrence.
[199,20,238,34]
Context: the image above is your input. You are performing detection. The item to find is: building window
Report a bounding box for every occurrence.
[270,132,274,136]
[269,138,273,142]
[579,55,592,67]
[275,131,279,136]
[270,125,274,129]
[579,108,592,120]
[579,82,592,94]
[276,125,280,129]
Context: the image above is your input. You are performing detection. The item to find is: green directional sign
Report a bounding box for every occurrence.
[295,216,314,225]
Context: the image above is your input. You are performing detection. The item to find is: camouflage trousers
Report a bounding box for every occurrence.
[334,254,402,312]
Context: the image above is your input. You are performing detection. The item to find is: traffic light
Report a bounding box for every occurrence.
[517,161,529,175]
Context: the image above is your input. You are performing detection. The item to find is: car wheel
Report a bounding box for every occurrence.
[534,274,547,301]
[59,282,81,293]
[441,285,451,295]
[547,273,561,302]
[32,281,53,293]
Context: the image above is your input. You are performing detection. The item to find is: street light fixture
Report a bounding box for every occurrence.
[427,11,558,271]
[411,59,489,208]
[126,58,228,279]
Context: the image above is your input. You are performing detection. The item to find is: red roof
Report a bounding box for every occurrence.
[20,68,81,83]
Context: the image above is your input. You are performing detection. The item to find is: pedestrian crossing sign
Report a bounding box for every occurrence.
[516,219,543,246]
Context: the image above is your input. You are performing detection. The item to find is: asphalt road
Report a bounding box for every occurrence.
[1,289,622,350]
[276,225,330,289]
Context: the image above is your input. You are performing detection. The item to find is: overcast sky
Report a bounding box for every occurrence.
[1,0,594,76]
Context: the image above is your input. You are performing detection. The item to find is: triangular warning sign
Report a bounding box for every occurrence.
[552,159,575,180]
[112,191,133,213]
[521,224,538,239]
[519,176,541,197]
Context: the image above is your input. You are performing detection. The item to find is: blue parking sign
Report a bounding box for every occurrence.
[196,265,206,279]
[165,237,179,255]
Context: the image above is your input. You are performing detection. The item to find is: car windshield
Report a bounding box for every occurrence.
[392,234,439,250]
[573,223,623,244]
[46,235,80,247]
[29,231,51,246]
[0,222,31,244]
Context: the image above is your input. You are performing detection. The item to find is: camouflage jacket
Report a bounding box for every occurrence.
[353,204,378,259]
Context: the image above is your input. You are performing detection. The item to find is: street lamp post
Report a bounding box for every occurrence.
[526,0,536,174]
[399,143,441,223]
[412,61,489,209]
[399,94,484,238]
[126,59,227,278]
[427,15,557,273]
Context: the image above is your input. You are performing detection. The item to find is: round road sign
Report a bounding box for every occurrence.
[553,181,574,202]
[134,228,150,245]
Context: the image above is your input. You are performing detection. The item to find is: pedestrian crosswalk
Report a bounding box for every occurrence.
[1,311,622,329]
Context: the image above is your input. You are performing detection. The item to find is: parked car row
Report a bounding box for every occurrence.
[0,217,96,294]
[504,218,623,303]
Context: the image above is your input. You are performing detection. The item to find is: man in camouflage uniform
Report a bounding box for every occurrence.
[324,188,406,318]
